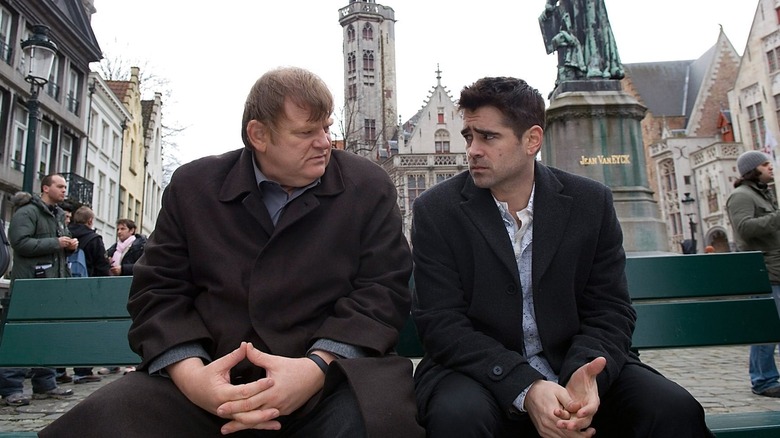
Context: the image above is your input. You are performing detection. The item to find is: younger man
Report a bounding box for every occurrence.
[411,76,712,437]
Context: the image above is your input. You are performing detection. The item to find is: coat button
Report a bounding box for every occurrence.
[492,366,503,376]
[506,285,517,295]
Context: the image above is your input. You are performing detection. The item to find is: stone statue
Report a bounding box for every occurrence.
[540,0,624,86]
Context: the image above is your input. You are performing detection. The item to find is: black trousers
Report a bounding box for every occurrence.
[420,362,715,438]
[39,371,366,438]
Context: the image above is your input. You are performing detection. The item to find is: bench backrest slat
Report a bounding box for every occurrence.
[632,297,780,349]
[626,252,770,299]
[5,277,133,320]
[0,320,140,366]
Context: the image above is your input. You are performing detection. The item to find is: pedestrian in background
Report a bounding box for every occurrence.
[67,205,111,383]
[726,150,780,398]
[106,218,146,276]
[0,174,75,407]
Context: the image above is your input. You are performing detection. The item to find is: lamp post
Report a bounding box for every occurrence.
[20,25,58,193]
[681,192,697,254]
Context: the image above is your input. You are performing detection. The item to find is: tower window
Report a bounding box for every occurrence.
[364,119,377,140]
[347,52,356,74]
[362,23,374,40]
[347,25,355,42]
[363,51,374,71]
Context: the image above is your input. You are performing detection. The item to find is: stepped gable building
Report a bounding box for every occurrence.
[381,66,465,237]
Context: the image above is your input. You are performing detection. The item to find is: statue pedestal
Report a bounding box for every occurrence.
[543,80,668,253]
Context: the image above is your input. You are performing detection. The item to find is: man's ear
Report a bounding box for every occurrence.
[525,125,544,156]
[247,120,269,152]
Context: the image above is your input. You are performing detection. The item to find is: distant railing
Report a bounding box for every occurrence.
[61,173,93,207]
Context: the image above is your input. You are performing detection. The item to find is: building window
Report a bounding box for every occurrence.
[363,51,374,71]
[775,94,780,129]
[767,47,780,73]
[108,179,117,221]
[45,57,60,100]
[707,190,719,214]
[119,188,125,219]
[407,174,426,207]
[101,121,109,152]
[347,52,356,74]
[347,24,355,42]
[0,7,11,64]
[438,108,445,124]
[436,173,454,184]
[434,129,450,153]
[38,121,52,179]
[659,158,677,193]
[97,172,106,216]
[364,119,376,140]
[112,132,120,161]
[348,83,357,101]
[59,135,73,173]
[747,102,765,149]
[129,139,136,172]
[362,23,373,40]
[66,68,82,114]
[12,107,27,171]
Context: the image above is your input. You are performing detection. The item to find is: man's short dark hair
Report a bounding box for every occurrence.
[458,77,546,140]
[40,174,64,192]
[116,218,137,231]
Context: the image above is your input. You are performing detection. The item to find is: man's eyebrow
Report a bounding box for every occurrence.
[462,127,499,137]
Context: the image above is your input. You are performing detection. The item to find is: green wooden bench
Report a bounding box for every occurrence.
[0,276,140,368]
[0,276,140,437]
[2,253,779,436]
[398,251,780,438]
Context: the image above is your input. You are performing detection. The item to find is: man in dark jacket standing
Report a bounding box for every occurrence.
[67,205,110,384]
[41,67,422,437]
[68,206,110,277]
[0,174,75,406]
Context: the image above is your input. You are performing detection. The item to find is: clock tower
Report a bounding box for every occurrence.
[338,1,398,160]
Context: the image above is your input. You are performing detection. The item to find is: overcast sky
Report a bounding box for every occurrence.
[90,1,756,164]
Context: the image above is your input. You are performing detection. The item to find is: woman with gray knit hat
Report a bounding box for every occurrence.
[727,149,780,397]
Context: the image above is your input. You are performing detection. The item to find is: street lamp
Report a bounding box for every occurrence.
[20,25,58,193]
[681,192,697,254]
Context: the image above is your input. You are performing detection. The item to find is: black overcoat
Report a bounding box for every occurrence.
[412,162,638,415]
[128,148,422,437]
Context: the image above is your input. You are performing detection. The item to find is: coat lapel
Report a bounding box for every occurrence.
[531,163,572,290]
[218,149,275,237]
[274,152,345,234]
[459,177,520,282]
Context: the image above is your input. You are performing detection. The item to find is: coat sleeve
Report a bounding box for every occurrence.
[8,207,60,257]
[86,236,111,277]
[727,190,780,241]
[127,178,213,368]
[555,187,635,394]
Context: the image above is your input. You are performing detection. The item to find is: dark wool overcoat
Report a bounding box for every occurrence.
[128,148,422,437]
[411,162,640,416]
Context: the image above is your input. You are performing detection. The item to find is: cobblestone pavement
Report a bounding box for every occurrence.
[1,346,779,434]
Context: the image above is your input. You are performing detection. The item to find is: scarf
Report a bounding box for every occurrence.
[111,235,136,268]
